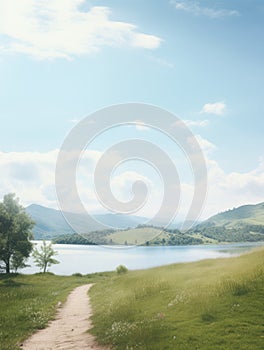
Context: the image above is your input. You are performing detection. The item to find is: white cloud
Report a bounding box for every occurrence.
[110,170,166,219]
[0,148,103,208]
[200,102,226,116]
[204,158,264,219]
[0,145,263,223]
[131,33,161,49]
[194,134,216,154]
[184,119,209,127]
[171,1,239,18]
[111,171,151,200]
[0,0,161,59]
[0,150,58,208]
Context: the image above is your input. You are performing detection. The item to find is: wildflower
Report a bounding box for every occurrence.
[157,312,165,319]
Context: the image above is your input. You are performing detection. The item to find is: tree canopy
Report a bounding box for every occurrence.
[33,241,59,273]
[0,193,34,273]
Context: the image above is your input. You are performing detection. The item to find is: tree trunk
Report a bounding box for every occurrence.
[6,259,10,274]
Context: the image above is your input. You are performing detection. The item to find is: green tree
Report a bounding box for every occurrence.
[33,241,59,273]
[11,252,30,273]
[0,193,34,274]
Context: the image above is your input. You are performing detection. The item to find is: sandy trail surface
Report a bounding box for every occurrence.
[21,284,107,350]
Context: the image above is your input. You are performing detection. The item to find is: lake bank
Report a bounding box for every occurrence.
[22,241,264,275]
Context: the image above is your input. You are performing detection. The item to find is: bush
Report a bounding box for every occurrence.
[72,273,83,277]
[116,265,128,275]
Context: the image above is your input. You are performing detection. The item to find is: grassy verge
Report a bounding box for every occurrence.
[90,247,264,350]
[0,271,112,350]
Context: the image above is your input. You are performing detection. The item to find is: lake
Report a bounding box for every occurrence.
[21,241,264,276]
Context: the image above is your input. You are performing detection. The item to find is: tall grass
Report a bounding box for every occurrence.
[90,247,264,350]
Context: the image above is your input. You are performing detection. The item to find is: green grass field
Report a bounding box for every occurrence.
[0,272,111,350]
[90,247,264,350]
[1,248,263,350]
[107,227,164,245]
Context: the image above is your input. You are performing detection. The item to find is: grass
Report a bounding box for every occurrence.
[107,227,164,245]
[90,247,264,350]
[0,271,112,350]
[102,227,222,245]
[1,247,263,350]
[207,202,264,228]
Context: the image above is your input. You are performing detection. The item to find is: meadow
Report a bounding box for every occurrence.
[0,248,263,350]
[0,272,110,350]
[90,247,264,350]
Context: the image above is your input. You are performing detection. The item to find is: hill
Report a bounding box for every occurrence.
[26,204,74,239]
[202,202,264,228]
[53,202,264,246]
[190,202,264,243]
[26,204,147,240]
[27,202,264,244]
[102,226,206,245]
[53,226,209,246]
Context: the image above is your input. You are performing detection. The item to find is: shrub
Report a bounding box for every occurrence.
[72,273,83,277]
[116,265,128,275]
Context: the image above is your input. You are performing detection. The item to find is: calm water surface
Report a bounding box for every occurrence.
[22,241,264,275]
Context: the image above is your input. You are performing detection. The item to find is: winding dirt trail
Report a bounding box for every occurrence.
[22,284,108,350]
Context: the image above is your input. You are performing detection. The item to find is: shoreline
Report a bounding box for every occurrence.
[20,241,264,276]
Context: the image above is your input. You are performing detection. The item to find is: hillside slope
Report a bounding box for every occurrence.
[90,247,264,350]
[190,202,264,243]
[54,202,264,246]
[202,202,264,228]
[27,202,264,243]
[26,204,147,239]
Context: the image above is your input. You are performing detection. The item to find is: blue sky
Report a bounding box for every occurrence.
[0,0,263,222]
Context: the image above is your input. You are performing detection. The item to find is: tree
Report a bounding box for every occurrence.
[11,252,30,273]
[33,241,59,273]
[0,193,34,273]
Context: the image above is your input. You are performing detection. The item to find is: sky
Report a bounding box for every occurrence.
[0,0,263,224]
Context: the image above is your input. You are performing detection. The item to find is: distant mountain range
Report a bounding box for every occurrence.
[26,204,147,239]
[27,202,264,243]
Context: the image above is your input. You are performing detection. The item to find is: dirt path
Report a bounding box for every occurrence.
[21,284,107,350]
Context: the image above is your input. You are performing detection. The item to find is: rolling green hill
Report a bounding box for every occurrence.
[202,202,264,228]
[106,227,163,245]
[28,202,264,244]
[105,227,206,245]
[190,202,264,243]
[54,226,209,246]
